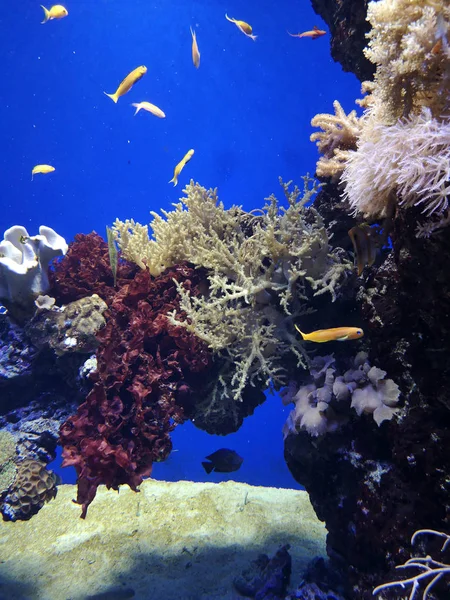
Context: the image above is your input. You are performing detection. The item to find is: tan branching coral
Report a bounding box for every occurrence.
[310,100,362,179]
[310,0,450,229]
[114,179,351,401]
[364,0,450,123]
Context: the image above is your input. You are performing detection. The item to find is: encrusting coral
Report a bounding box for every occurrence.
[114,179,351,402]
[310,0,450,231]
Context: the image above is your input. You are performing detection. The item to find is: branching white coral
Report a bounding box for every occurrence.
[373,529,450,599]
[365,0,450,123]
[309,0,450,231]
[115,179,351,402]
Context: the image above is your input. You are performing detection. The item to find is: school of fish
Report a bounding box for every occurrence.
[32,8,363,338]
[33,7,327,186]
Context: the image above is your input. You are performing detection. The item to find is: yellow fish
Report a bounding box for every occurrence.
[31,164,55,181]
[41,4,68,23]
[225,14,257,41]
[104,66,147,104]
[169,149,195,187]
[295,324,364,343]
[190,27,200,68]
[131,102,166,118]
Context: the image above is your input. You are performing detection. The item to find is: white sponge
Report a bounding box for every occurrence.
[0,225,68,308]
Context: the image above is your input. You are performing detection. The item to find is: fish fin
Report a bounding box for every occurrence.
[40,5,50,23]
[249,34,257,41]
[336,335,349,341]
[202,462,214,474]
[294,324,307,341]
[168,176,178,186]
[313,25,320,31]
[225,13,234,23]
[131,103,141,116]
[104,91,118,104]
[190,26,195,39]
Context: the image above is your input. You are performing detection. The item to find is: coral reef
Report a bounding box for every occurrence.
[60,264,213,518]
[282,352,400,438]
[310,100,361,180]
[1,458,57,521]
[285,2,450,597]
[364,0,450,123]
[0,225,68,318]
[26,294,107,355]
[115,180,351,402]
[49,231,138,306]
[311,0,450,231]
[341,108,450,219]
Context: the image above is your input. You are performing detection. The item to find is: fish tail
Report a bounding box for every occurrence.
[40,5,50,23]
[294,324,308,341]
[104,91,118,104]
[168,176,178,186]
[202,462,214,474]
[131,103,141,116]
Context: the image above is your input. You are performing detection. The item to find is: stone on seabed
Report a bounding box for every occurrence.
[0,479,326,600]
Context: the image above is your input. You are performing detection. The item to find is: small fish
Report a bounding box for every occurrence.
[225,14,257,41]
[287,26,326,40]
[202,449,243,474]
[295,324,364,343]
[31,164,55,180]
[131,101,165,118]
[190,27,200,68]
[169,149,195,187]
[104,66,147,104]
[41,4,68,23]
[106,226,118,287]
[348,223,378,276]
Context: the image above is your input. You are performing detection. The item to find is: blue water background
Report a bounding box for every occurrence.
[1,1,361,487]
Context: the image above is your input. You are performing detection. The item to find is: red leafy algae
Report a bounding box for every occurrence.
[60,263,212,517]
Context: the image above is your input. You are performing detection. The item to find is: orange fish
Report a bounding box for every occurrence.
[190,26,200,68]
[295,324,364,343]
[288,26,326,40]
[225,14,257,41]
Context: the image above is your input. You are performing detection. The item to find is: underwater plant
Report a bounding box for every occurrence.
[311,0,450,233]
[114,179,352,403]
[59,264,212,518]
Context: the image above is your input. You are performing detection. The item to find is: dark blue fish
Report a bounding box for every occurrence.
[202,448,243,474]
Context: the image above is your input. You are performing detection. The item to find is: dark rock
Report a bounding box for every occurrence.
[310,0,376,82]
[233,544,292,599]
